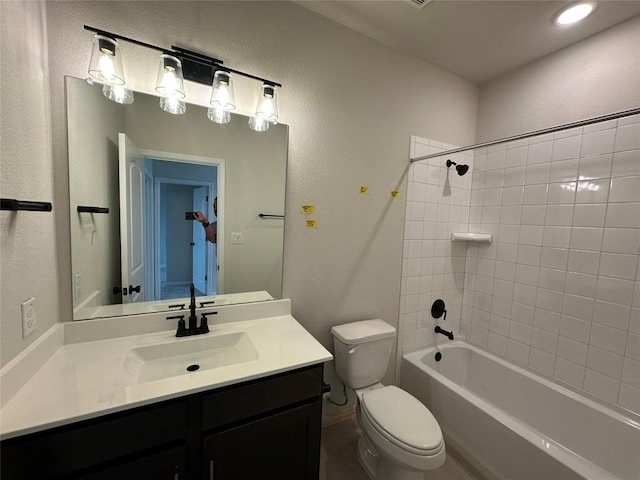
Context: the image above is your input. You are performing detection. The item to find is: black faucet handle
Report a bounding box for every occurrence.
[167,315,188,337]
[200,300,216,308]
[199,311,217,333]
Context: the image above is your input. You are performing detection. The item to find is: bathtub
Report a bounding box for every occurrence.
[401,341,640,480]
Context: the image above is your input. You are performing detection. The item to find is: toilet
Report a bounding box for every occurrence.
[331,319,445,480]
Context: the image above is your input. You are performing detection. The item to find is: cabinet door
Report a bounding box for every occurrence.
[75,445,186,480]
[204,401,321,480]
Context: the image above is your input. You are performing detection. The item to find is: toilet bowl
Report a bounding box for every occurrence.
[331,320,446,480]
[356,385,445,479]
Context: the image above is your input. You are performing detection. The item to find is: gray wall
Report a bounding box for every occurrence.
[1,1,59,366]
[477,16,640,142]
[12,0,480,389]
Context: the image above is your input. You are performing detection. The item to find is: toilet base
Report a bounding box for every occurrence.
[357,435,378,479]
[357,434,427,480]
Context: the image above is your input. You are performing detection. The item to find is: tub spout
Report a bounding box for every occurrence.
[434,325,454,341]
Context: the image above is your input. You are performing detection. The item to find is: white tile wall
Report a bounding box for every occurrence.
[401,115,640,415]
[398,137,472,379]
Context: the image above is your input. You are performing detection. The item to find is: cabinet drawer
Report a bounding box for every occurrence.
[202,365,322,431]
[1,400,187,480]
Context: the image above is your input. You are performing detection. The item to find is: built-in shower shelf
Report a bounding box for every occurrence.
[451,232,492,243]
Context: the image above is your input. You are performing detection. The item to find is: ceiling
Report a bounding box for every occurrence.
[295,1,640,85]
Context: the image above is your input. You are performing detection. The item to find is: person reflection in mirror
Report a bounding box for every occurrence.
[195,197,217,244]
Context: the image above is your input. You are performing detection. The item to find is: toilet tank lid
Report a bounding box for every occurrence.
[331,319,396,344]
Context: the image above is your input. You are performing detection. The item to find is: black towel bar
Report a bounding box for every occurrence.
[77,206,110,214]
[1,198,52,212]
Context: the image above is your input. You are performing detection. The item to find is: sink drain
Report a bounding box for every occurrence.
[186,364,200,372]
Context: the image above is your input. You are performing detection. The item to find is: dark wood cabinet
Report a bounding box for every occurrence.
[76,446,187,480]
[0,364,323,480]
[204,401,321,480]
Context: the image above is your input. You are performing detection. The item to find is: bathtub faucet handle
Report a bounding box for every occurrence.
[431,299,447,321]
[434,325,454,341]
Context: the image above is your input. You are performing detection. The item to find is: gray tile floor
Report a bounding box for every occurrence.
[320,416,477,480]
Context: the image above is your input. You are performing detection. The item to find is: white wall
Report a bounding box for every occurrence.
[397,138,473,380]
[0,1,478,374]
[0,1,60,366]
[477,16,640,142]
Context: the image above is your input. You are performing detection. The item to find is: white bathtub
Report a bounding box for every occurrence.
[401,341,640,480]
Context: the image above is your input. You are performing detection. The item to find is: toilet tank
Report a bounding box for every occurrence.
[331,319,396,389]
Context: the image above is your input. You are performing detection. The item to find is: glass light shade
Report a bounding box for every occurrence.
[207,107,231,124]
[556,2,596,25]
[102,84,134,104]
[88,35,125,85]
[248,115,270,132]
[159,96,186,115]
[209,71,236,111]
[155,54,186,99]
[255,84,278,124]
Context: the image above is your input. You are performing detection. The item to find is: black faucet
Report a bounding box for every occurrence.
[434,325,454,341]
[174,283,211,337]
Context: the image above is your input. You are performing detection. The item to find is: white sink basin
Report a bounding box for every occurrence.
[115,332,258,385]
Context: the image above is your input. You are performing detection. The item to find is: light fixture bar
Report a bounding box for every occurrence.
[83,25,281,88]
[84,25,168,54]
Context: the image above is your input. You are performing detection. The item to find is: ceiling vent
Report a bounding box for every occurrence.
[405,0,435,9]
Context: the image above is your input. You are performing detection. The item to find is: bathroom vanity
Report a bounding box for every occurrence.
[0,300,332,480]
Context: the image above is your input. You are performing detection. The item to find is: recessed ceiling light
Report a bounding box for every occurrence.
[555,2,597,26]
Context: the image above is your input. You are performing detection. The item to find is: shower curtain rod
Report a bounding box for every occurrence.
[409,107,640,163]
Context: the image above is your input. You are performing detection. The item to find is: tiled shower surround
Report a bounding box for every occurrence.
[400,115,640,415]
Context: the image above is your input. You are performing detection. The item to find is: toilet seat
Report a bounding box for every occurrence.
[360,385,444,456]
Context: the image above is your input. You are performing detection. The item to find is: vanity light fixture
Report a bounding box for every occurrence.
[207,106,231,124]
[102,84,134,105]
[156,54,187,115]
[248,115,271,132]
[249,83,279,131]
[84,25,282,130]
[88,34,125,85]
[155,54,186,98]
[555,2,597,25]
[255,83,278,124]
[210,70,236,111]
[208,70,235,124]
[160,96,187,115]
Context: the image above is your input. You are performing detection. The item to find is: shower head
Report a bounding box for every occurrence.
[446,159,469,176]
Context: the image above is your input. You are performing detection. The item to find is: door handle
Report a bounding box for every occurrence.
[190,242,195,246]
[128,285,141,294]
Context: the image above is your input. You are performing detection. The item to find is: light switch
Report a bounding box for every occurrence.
[231,232,243,244]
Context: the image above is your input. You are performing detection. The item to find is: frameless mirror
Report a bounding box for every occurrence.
[67,76,288,320]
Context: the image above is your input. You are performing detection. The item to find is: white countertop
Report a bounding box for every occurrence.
[0,312,332,440]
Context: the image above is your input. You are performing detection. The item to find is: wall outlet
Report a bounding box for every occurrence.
[21,297,36,338]
[74,272,83,300]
